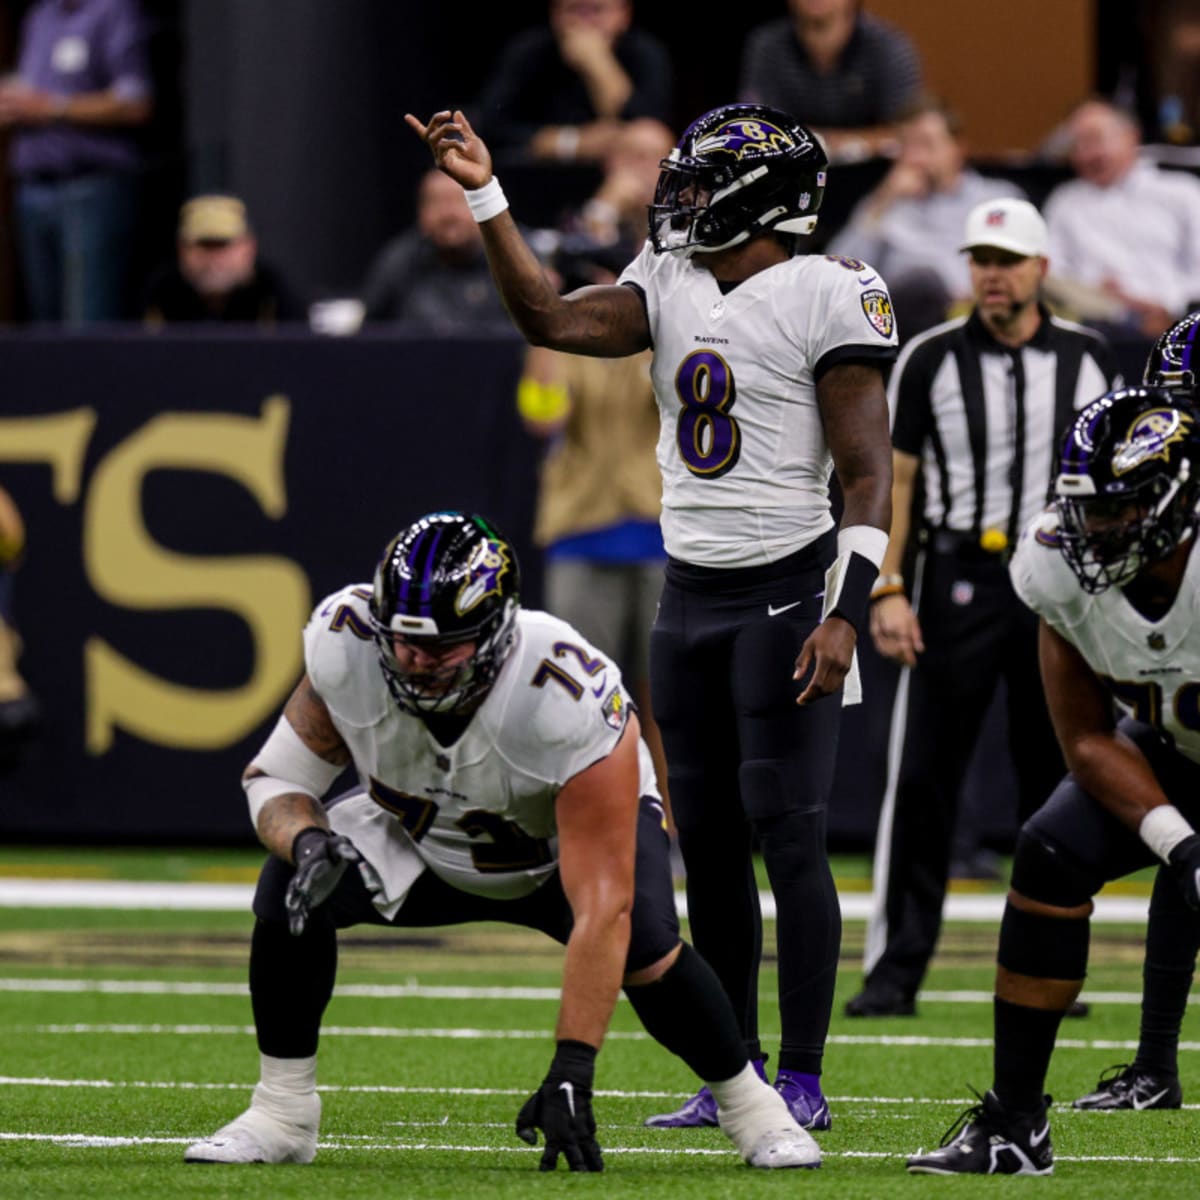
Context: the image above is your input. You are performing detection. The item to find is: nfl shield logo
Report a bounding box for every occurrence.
[951,580,974,606]
[1148,632,1166,650]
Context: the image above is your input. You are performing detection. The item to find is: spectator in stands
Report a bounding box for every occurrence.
[827,97,1025,340]
[359,169,510,329]
[0,486,39,764]
[142,195,303,325]
[0,0,153,323]
[1044,98,1200,339]
[738,0,921,163]
[475,0,673,166]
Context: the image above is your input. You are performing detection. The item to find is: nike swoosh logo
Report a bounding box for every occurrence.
[559,1080,576,1118]
[1028,1121,1050,1147]
[859,275,877,285]
[591,675,607,698]
[1133,1088,1169,1110]
[768,600,803,616]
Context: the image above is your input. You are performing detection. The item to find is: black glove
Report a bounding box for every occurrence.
[1168,833,1200,911]
[284,827,361,936]
[515,1039,602,1172]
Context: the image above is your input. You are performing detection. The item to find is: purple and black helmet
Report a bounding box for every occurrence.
[369,512,520,715]
[649,103,827,256]
[1055,387,1200,592]
[1144,310,1200,397]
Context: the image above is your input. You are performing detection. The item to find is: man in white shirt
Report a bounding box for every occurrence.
[1044,100,1200,338]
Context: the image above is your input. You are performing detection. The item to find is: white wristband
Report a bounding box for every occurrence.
[464,177,508,223]
[1139,805,1195,863]
[837,524,889,571]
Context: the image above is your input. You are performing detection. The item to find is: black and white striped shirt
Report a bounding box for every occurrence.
[889,308,1121,546]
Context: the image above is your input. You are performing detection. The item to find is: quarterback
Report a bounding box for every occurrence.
[185,512,819,1171]
[907,387,1200,1175]
[408,101,896,1132]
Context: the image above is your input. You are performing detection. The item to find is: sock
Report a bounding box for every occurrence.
[260,1052,318,1095]
[709,1061,780,1115]
[1134,869,1198,1077]
[992,997,1060,1113]
[250,916,337,1058]
[624,942,749,1083]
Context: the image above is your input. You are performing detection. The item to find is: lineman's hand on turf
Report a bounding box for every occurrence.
[1168,833,1200,910]
[515,1040,602,1171]
[285,827,361,936]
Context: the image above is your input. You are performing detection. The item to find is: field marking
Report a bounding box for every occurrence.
[0,879,1152,923]
[0,1129,1197,1164]
[16,1024,1200,1054]
[0,978,1163,1006]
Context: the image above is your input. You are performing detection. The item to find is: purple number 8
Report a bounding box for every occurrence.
[674,349,741,478]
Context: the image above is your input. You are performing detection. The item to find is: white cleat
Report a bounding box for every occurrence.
[184,1085,320,1164]
[742,1125,822,1169]
[716,1079,822,1169]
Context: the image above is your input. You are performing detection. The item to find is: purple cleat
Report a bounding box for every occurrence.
[775,1070,832,1131]
[644,1058,769,1128]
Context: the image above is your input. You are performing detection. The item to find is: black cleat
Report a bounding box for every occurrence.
[907,1090,1053,1176]
[844,980,915,1017]
[1073,1064,1182,1111]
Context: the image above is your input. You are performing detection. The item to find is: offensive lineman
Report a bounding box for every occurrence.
[907,387,1200,1174]
[407,102,896,1131]
[185,512,819,1171]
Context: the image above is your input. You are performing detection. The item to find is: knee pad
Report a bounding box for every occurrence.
[998,901,1090,980]
[1010,829,1099,908]
[739,758,813,821]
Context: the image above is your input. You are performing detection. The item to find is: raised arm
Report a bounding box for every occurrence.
[405,109,650,357]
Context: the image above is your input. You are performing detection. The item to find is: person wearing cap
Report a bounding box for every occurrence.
[844,196,1122,1018]
[142,194,303,325]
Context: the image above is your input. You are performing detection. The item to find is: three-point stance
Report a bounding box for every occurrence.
[185,512,819,1171]
[406,102,896,1130]
[907,388,1200,1175]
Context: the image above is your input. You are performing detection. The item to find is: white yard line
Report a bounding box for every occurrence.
[0,879,1152,923]
[0,978,1162,1005]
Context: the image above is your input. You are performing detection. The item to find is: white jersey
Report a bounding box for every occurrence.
[302,586,660,918]
[618,243,898,567]
[1010,509,1200,765]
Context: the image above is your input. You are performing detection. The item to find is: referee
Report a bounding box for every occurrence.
[846,197,1121,1017]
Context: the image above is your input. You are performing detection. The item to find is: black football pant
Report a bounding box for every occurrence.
[649,537,842,1076]
[864,546,1064,1001]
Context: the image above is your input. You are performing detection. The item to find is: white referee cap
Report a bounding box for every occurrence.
[960,197,1048,258]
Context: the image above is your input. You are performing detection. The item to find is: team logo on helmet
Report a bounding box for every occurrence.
[693,117,806,160]
[455,538,512,616]
[1112,408,1194,477]
[860,288,894,339]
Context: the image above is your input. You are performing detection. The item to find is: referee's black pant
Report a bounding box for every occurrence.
[863,537,1065,1001]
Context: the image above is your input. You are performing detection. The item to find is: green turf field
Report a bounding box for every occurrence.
[0,849,1194,1198]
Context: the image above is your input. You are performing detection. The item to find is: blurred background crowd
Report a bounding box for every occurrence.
[3,0,1200,859]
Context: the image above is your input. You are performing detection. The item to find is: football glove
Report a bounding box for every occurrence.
[285,827,361,936]
[516,1039,602,1172]
[1168,833,1200,911]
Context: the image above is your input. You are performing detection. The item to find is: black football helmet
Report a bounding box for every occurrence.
[1055,387,1200,593]
[648,103,827,256]
[1143,310,1200,397]
[369,512,520,715]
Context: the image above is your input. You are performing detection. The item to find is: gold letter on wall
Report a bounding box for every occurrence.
[83,396,310,753]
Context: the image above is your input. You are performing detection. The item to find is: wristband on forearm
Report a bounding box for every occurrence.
[870,572,905,603]
[827,525,889,633]
[1139,805,1196,863]
[464,176,508,223]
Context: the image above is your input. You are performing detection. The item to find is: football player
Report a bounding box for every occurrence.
[1070,311,1200,1112]
[185,512,819,1171]
[907,387,1200,1175]
[406,102,896,1132]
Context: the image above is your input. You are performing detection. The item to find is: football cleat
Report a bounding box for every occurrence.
[740,1125,822,1169]
[1073,1064,1183,1111]
[906,1089,1053,1176]
[844,980,916,1017]
[184,1085,320,1164]
[774,1070,832,1131]
[717,1084,821,1170]
[643,1057,767,1128]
